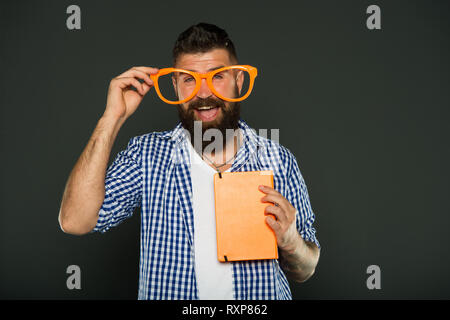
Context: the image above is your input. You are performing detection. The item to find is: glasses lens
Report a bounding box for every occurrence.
[157,71,196,103]
[212,68,251,100]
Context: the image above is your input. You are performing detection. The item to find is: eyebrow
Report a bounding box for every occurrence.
[185,65,225,73]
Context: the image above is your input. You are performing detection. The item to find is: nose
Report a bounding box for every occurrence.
[196,78,213,99]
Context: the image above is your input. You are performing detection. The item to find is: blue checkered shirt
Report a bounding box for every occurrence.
[93,119,320,300]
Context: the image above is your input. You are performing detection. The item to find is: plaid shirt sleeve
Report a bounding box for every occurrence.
[284,151,321,249]
[93,136,143,233]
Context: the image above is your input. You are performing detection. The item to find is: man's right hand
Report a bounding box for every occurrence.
[103,66,159,121]
[58,66,160,235]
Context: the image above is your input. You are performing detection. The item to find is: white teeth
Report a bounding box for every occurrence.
[197,106,215,110]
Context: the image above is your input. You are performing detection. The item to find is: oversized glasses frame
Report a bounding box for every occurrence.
[149,65,258,105]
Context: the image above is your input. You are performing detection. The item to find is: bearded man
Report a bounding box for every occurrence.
[58,23,320,300]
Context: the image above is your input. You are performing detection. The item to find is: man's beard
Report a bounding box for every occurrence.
[176,95,241,152]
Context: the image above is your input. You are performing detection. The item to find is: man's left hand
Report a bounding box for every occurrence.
[259,185,301,254]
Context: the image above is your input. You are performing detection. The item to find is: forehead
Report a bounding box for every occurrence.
[175,48,234,72]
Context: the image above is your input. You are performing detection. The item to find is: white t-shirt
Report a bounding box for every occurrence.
[189,143,234,300]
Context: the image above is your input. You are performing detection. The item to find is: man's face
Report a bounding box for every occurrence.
[174,48,243,137]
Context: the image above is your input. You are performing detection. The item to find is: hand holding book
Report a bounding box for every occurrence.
[259,185,301,255]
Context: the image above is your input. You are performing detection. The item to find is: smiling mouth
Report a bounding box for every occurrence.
[196,106,216,110]
[194,106,220,121]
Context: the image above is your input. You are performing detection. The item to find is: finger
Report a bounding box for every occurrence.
[117,69,154,87]
[114,77,146,96]
[265,215,282,235]
[259,185,283,197]
[134,66,159,74]
[261,194,289,212]
[132,67,157,86]
[141,82,152,95]
[118,66,159,77]
[264,203,288,224]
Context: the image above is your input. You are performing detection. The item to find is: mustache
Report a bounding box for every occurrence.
[187,97,226,111]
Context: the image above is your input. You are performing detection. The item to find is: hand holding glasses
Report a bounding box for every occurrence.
[149,65,258,104]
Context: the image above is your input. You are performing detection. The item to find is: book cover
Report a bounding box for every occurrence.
[213,170,278,262]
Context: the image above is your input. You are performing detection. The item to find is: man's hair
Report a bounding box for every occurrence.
[172,23,238,66]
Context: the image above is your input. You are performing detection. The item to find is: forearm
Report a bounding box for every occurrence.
[279,234,320,283]
[58,115,124,235]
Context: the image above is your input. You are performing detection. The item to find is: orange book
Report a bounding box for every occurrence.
[213,170,278,262]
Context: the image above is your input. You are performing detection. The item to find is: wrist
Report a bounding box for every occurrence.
[280,233,303,256]
[89,114,124,150]
[99,113,125,134]
[100,111,125,126]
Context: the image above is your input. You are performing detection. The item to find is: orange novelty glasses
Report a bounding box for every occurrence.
[150,65,258,105]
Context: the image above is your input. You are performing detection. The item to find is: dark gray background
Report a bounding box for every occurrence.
[1,0,449,299]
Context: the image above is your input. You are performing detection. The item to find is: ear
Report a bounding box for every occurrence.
[172,75,180,100]
[236,70,244,95]
[172,75,177,92]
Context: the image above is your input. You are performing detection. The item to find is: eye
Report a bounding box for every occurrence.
[213,73,224,80]
[183,76,195,83]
